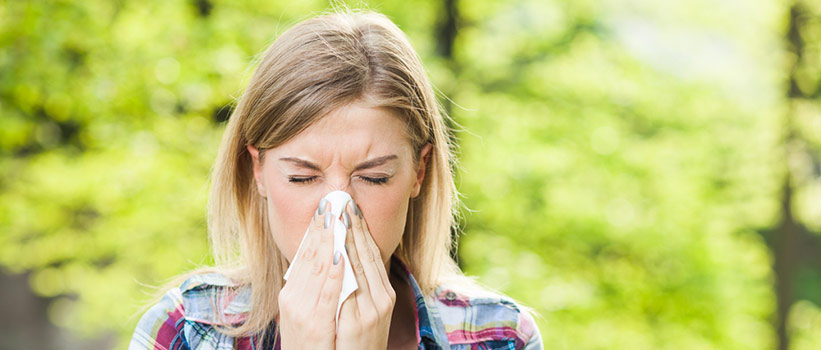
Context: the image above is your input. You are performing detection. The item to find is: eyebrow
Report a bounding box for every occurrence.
[278,155,399,171]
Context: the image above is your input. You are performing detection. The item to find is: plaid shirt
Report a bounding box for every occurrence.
[130,257,542,350]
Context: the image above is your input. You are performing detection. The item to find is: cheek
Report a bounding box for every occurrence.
[358,183,412,262]
[264,180,319,262]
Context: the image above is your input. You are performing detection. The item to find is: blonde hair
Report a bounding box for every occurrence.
[206,10,466,337]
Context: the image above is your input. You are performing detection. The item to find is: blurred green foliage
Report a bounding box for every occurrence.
[1,0,820,349]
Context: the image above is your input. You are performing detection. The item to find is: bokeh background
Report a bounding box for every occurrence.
[1,0,820,349]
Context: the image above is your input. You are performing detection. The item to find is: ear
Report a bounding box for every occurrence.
[411,143,433,199]
[247,145,267,197]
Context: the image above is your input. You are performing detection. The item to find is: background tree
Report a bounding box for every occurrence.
[772,1,821,350]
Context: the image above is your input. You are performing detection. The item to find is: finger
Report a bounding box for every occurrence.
[352,202,384,265]
[288,199,331,279]
[289,200,335,307]
[338,282,361,325]
[316,251,345,321]
[344,208,373,305]
[347,201,392,304]
[350,201,392,291]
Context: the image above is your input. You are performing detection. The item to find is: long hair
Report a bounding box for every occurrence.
[206,9,466,337]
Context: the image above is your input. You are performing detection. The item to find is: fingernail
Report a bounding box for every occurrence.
[333,251,341,265]
[324,211,332,229]
[318,197,327,215]
[352,201,362,218]
[342,211,351,229]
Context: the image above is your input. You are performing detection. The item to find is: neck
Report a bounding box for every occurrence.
[386,260,419,350]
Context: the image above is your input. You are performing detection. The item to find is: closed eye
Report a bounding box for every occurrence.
[359,176,390,185]
[288,176,317,184]
[288,176,391,185]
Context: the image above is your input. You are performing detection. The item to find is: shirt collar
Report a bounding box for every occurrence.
[390,255,448,349]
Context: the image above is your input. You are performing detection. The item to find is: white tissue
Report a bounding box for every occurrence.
[283,190,359,324]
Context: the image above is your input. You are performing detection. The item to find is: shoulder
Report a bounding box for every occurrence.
[430,284,543,350]
[129,272,251,350]
[130,284,186,350]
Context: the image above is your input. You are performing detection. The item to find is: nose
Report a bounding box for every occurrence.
[323,175,355,198]
[319,179,358,219]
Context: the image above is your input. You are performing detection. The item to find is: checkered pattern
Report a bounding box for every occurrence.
[130,257,542,350]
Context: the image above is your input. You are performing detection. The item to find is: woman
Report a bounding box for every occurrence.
[131,9,542,350]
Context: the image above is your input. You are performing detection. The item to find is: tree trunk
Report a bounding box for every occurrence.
[773,3,807,350]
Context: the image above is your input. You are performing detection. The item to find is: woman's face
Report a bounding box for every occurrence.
[247,101,431,268]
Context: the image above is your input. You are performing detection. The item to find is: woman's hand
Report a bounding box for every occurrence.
[335,200,397,350]
[278,200,345,350]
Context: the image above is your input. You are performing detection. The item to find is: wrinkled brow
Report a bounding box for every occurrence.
[278,155,398,171]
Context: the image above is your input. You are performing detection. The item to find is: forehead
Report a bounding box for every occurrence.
[270,102,412,160]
